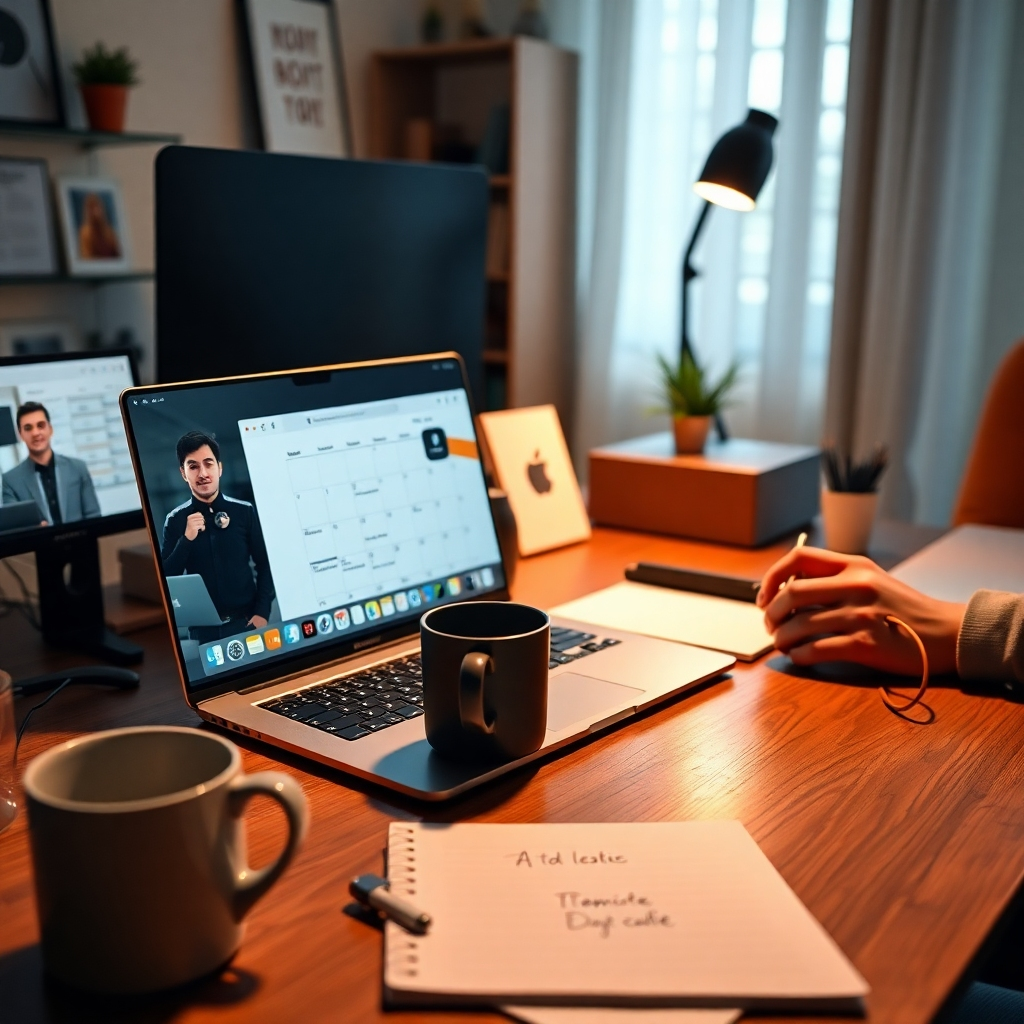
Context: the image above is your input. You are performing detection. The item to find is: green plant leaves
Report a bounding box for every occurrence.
[74,43,140,87]
[655,351,739,416]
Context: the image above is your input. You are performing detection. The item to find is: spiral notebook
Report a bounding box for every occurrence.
[383,821,868,1012]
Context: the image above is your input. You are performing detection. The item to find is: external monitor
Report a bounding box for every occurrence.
[0,350,145,663]
[155,146,488,403]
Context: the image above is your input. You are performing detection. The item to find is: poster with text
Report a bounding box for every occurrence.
[245,0,349,158]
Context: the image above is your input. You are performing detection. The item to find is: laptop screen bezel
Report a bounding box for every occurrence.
[120,352,510,705]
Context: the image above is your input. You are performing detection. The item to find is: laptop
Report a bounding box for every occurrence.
[122,354,734,800]
[0,500,43,534]
[891,523,1024,602]
[166,574,224,629]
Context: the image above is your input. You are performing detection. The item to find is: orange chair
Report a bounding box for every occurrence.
[953,338,1024,529]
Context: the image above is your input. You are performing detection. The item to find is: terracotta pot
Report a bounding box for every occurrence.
[80,84,129,133]
[672,415,711,455]
[821,488,878,554]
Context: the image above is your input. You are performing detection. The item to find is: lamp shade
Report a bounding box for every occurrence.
[693,109,778,211]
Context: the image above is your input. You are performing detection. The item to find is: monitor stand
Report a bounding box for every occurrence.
[35,533,143,666]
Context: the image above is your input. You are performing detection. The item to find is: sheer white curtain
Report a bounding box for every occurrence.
[563,0,854,464]
[825,0,1018,524]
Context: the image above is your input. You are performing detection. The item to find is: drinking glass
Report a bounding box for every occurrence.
[0,671,16,833]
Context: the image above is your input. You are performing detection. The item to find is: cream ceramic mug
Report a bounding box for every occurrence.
[23,726,309,993]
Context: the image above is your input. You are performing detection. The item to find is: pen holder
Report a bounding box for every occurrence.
[821,488,877,555]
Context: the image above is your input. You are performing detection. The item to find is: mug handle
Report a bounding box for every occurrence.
[459,651,496,735]
[227,771,309,920]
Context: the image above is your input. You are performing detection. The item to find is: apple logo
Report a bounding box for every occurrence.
[527,450,552,494]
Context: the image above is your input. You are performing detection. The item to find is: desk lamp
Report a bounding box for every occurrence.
[682,108,778,440]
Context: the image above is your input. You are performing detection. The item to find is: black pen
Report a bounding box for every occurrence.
[349,874,432,934]
[625,562,761,603]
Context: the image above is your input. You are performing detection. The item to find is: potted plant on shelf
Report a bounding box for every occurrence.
[655,351,738,454]
[73,43,140,133]
[820,444,888,554]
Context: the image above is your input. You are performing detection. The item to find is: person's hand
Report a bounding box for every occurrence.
[756,546,966,676]
[184,512,206,541]
[247,615,268,629]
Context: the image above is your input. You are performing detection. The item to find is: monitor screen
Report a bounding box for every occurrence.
[155,146,488,405]
[0,351,142,553]
[122,356,505,691]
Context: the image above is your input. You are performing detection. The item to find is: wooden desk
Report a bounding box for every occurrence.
[4,522,1021,1024]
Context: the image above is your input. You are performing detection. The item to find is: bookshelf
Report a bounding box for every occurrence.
[369,37,578,425]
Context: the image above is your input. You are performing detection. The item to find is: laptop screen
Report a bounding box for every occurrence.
[122,356,505,691]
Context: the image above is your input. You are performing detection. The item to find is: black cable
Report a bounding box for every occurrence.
[1,559,40,631]
[15,678,72,757]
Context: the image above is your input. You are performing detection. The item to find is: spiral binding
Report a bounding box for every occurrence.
[386,825,421,977]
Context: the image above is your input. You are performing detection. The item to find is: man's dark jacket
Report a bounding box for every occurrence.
[161,492,274,622]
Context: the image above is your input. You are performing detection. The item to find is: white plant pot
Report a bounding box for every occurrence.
[821,488,878,555]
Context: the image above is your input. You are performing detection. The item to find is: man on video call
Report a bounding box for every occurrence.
[1,402,100,524]
[162,431,274,640]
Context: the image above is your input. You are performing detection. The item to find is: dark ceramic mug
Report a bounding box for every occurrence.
[421,601,549,762]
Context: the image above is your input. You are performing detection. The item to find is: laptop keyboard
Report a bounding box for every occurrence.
[258,626,621,742]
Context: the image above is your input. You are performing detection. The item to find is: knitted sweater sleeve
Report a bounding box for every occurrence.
[957,590,1024,683]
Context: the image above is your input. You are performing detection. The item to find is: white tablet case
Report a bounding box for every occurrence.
[479,405,591,556]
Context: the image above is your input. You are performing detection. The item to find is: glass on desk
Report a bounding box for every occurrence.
[0,671,16,833]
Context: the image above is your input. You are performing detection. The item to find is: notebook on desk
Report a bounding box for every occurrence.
[382,821,868,1012]
[551,581,773,661]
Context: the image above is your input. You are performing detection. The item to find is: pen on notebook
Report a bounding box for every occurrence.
[349,874,432,935]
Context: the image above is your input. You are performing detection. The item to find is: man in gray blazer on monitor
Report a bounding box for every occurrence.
[1,402,100,524]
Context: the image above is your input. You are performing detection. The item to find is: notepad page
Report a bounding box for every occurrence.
[384,821,868,1009]
[551,582,772,661]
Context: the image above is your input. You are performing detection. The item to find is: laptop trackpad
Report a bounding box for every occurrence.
[546,673,645,733]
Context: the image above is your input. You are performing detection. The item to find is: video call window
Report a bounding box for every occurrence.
[0,354,140,530]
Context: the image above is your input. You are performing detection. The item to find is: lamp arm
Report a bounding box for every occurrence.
[680,199,712,365]
[679,198,729,441]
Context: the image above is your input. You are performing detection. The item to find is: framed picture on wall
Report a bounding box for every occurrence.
[0,157,59,276]
[242,0,352,158]
[55,176,131,276]
[0,0,65,126]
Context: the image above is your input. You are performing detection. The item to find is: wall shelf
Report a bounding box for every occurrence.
[0,124,181,148]
[0,271,154,288]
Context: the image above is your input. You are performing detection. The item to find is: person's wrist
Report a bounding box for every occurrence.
[930,601,967,675]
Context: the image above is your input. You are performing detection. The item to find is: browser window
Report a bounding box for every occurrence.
[239,390,497,620]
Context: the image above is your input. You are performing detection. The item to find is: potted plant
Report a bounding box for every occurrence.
[655,351,738,454]
[820,444,888,554]
[73,43,140,133]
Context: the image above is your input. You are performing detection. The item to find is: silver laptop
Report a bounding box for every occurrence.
[122,354,734,800]
[166,574,224,629]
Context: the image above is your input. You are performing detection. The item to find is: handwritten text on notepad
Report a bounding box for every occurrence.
[557,891,673,937]
[510,849,627,866]
[506,848,672,937]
